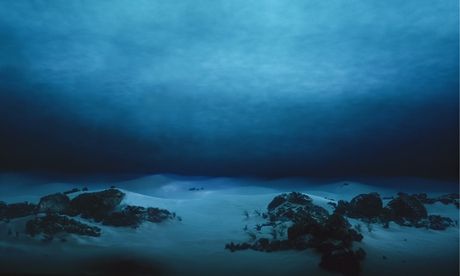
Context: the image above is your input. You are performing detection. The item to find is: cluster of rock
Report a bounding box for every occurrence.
[1,188,176,240]
[226,192,366,276]
[413,193,459,209]
[334,192,456,230]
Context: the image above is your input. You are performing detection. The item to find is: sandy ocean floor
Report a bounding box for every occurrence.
[0,174,458,276]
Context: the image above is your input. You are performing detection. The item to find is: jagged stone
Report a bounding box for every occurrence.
[26,214,101,237]
[0,201,6,219]
[428,215,455,230]
[319,248,366,276]
[69,189,125,221]
[385,193,427,225]
[347,193,383,219]
[103,205,174,227]
[267,192,328,224]
[146,207,174,223]
[4,202,37,219]
[38,193,70,214]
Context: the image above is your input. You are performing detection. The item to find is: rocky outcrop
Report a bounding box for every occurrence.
[1,188,177,241]
[38,193,70,214]
[102,206,174,228]
[3,202,37,219]
[384,193,427,226]
[427,215,455,230]
[320,248,366,276]
[0,201,6,219]
[267,192,329,224]
[346,193,383,219]
[226,192,365,275]
[69,188,125,221]
[414,193,459,209]
[26,213,101,237]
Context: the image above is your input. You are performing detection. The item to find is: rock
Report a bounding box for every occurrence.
[385,193,427,225]
[0,201,6,219]
[103,206,146,228]
[26,214,101,237]
[428,215,454,230]
[103,205,174,227]
[226,192,367,274]
[4,202,37,219]
[146,207,174,223]
[267,192,329,224]
[225,242,252,252]
[38,193,70,214]
[334,200,350,216]
[319,248,366,276]
[347,193,383,219]
[268,192,312,211]
[69,189,125,221]
[413,193,459,207]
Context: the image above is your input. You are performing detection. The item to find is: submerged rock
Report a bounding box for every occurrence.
[385,193,427,225]
[26,214,101,237]
[0,201,6,219]
[267,192,329,224]
[319,248,366,276]
[146,207,174,223]
[69,188,125,221]
[227,192,366,275]
[38,193,70,214]
[347,193,383,219]
[4,202,37,219]
[102,206,173,227]
[428,215,455,230]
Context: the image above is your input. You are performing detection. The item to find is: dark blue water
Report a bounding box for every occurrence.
[0,0,458,180]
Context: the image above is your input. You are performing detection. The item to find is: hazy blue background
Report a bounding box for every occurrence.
[0,0,458,179]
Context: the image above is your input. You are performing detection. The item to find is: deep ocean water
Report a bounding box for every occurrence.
[0,0,458,275]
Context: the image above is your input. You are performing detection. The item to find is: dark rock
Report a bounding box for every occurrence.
[268,192,312,211]
[0,201,6,219]
[267,192,328,224]
[225,242,252,252]
[82,187,88,191]
[38,193,70,214]
[69,189,125,221]
[386,193,427,225]
[428,215,454,230]
[103,205,174,227]
[334,200,350,216]
[26,214,101,237]
[347,193,383,219]
[413,193,459,207]
[146,207,173,223]
[320,248,365,276]
[4,202,37,219]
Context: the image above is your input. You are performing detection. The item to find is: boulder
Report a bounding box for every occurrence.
[38,193,70,214]
[319,248,366,276]
[0,201,6,219]
[103,205,174,227]
[428,215,455,230]
[347,193,383,219]
[69,189,125,221]
[4,202,37,219]
[385,193,427,225]
[26,214,101,237]
[267,192,329,224]
[146,207,174,223]
[103,206,146,228]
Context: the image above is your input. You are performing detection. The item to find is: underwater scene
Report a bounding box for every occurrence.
[0,0,458,275]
